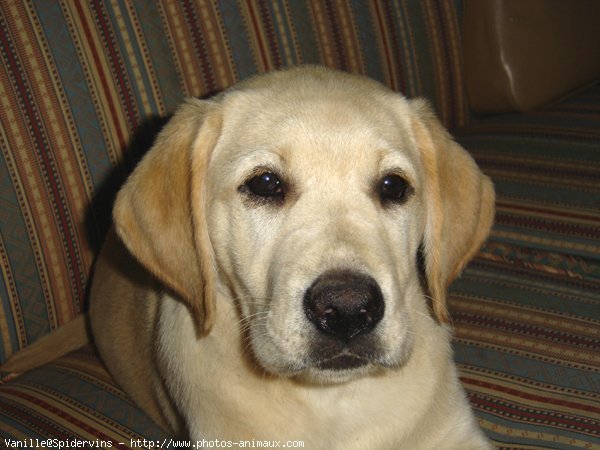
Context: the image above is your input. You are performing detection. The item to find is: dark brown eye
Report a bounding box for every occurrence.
[379,174,411,204]
[245,172,284,198]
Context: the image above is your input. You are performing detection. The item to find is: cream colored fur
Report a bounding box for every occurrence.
[90,66,495,449]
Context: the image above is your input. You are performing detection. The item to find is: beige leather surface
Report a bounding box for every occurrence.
[464,0,600,114]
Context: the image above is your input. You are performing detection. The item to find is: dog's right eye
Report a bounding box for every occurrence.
[243,172,284,200]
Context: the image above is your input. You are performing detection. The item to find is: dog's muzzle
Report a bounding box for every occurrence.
[303,271,385,370]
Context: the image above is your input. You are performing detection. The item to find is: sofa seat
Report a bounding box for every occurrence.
[449,83,600,449]
[458,84,600,261]
[450,249,599,449]
[0,346,168,447]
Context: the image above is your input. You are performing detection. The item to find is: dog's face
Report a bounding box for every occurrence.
[206,79,426,381]
[114,67,494,384]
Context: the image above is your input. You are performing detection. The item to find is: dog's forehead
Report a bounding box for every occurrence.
[215,79,420,178]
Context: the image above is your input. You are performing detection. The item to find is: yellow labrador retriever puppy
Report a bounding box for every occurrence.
[90,66,494,449]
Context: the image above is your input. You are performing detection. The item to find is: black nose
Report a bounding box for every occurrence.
[304,271,384,342]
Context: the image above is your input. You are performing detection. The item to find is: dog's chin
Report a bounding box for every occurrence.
[300,361,385,384]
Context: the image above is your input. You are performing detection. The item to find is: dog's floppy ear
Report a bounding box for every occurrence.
[409,99,495,323]
[113,99,221,336]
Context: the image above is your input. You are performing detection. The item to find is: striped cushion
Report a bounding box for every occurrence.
[450,247,599,449]
[0,346,169,447]
[457,85,600,260]
[449,85,600,449]
[0,0,465,362]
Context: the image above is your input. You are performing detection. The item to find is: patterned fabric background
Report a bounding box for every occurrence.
[0,346,170,447]
[458,86,600,261]
[449,85,600,448]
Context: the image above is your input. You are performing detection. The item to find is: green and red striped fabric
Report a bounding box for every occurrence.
[458,85,600,261]
[450,241,599,448]
[451,85,600,448]
[0,346,169,448]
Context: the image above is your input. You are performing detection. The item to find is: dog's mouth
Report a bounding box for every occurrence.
[315,353,369,371]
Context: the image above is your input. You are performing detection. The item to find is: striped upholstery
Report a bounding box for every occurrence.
[450,86,600,449]
[0,0,464,363]
[458,85,600,260]
[0,0,598,449]
[451,249,599,449]
[0,346,169,448]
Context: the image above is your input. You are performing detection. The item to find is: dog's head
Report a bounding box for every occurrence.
[114,67,494,383]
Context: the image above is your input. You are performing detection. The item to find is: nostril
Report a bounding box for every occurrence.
[304,270,384,342]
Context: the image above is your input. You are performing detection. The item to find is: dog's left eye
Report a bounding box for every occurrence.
[379,174,412,204]
[244,172,284,198]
